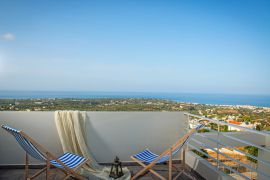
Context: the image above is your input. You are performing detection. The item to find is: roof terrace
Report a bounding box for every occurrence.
[0,111,269,180]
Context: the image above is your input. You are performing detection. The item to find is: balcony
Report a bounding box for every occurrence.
[0,111,270,179]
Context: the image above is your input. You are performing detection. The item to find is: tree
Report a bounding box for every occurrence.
[242,116,251,122]
[223,125,228,132]
[244,146,258,163]
[256,124,262,131]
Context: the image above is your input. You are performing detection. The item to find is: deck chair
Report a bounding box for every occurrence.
[131,124,204,180]
[1,125,90,180]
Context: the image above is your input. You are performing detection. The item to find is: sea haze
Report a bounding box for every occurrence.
[0,91,269,107]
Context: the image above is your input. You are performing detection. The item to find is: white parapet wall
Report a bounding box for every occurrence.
[0,111,188,165]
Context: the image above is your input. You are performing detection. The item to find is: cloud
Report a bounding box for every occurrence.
[1,33,15,41]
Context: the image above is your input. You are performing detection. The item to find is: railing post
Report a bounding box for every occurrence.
[25,152,29,180]
[182,146,186,169]
[169,148,172,180]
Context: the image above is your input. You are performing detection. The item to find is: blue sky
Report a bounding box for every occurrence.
[0,0,269,94]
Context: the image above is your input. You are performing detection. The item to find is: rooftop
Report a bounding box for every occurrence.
[0,111,270,180]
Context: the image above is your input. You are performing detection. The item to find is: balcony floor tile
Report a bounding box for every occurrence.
[0,164,205,180]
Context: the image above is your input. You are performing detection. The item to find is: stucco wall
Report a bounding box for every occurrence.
[0,111,188,165]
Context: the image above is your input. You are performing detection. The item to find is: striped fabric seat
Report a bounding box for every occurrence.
[133,137,186,164]
[2,124,89,180]
[2,125,46,161]
[50,152,86,169]
[131,124,204,180]
[133,124,203,164]
[2,124,88,176]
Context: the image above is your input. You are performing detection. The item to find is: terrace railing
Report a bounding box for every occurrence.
[185,113,270,180]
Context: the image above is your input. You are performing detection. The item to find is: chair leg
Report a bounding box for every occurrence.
[25,153,29,180]
[62,174,71,180]
[173,169,184,180]
[73,173,87,180]
[169,148,172,180]
[30,167,47,179]
[46,164,48,180]
[46,159,50,180]
[182,148,186,169]
[131,156,166,180]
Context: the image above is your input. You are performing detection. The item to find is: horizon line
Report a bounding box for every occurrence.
[0,90,269,96]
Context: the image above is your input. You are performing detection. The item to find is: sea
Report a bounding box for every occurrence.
[0,91,270,107]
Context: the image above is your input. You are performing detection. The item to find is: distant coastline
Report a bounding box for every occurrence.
[0,91,270,108]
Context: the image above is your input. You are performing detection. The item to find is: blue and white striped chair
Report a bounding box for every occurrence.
[131,124,204,180]
[1,125,90,180]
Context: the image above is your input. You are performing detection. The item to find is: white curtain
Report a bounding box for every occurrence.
[55,111,130,180]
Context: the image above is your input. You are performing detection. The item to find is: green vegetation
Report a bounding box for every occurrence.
[197,129,210,133]
[244,146,258,163]
[192,149,208,158]
[1,98,270,130]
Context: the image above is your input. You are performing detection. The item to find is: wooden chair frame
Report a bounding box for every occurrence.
[19,131,90,180]
[131,128,199,180]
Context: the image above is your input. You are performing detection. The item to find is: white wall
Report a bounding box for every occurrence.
[0,111,188,165]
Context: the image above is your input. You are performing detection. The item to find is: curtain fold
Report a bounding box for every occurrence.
[54,111,130,180]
